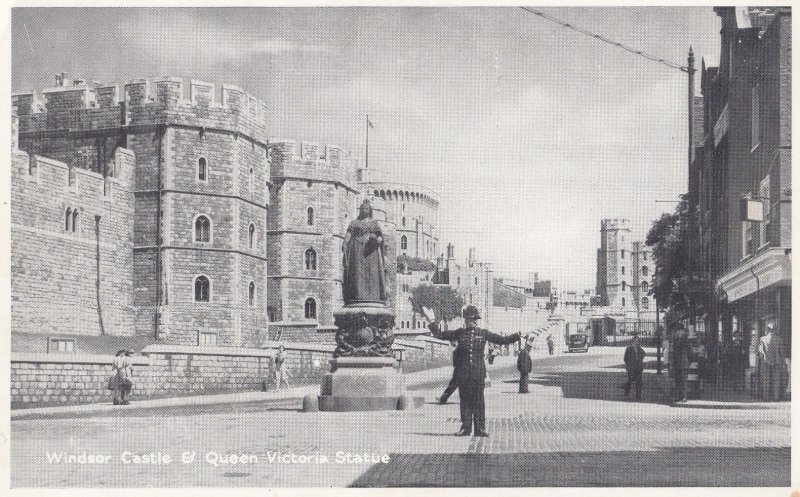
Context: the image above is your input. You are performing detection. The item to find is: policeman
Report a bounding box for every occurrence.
[425,305,520,437]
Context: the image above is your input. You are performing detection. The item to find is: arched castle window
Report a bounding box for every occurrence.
[249,167,254,192]
[304,298,317,319]
[249,223,255,249]
[621,266,625,275]
[621,250,625,259]
[65,207,72,231]
[641,281,649,293]
[400,235,407,251]
[641,297,649,309]
[249,282,256,307]
[642,266,649,277]
[72,209,78,233]
[197,157,208,181]
[621,281,626,291]
[621,297,626,307]
[194,275,210,302]
[307,207,314,226]
[402,217,406,227]
[195,215,211,242]
[305,248,317,270]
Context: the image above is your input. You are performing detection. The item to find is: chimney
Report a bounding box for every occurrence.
[55,72,69,87]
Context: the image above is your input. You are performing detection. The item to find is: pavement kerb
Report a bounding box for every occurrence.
[11,363,457,419]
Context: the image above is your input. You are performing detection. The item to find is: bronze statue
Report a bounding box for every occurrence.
[342,200,387,305]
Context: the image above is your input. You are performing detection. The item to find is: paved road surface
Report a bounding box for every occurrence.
[11,347,790,487]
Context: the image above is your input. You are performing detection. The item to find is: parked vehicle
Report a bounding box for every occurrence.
[567,332,589,353]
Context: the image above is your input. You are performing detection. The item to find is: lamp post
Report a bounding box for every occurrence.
[655,298,663,374]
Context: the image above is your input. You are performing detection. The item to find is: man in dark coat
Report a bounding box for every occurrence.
[621,334,646,400]
[517,339,533,393]
[427,305,520,437]
[436,347,458,404]
[671,325,691,403]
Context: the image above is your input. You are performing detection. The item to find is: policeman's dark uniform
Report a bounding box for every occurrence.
[429,305,520,436]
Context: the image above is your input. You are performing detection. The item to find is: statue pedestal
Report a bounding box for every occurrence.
[318,304,423,411]
[319,357,422,411]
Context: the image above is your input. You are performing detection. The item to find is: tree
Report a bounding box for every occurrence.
[645,194,708,322]
[409,284,464,329]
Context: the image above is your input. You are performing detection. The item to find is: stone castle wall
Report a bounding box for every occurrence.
[10,143,136,337]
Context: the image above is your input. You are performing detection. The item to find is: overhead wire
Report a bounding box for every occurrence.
[518,7,694,74]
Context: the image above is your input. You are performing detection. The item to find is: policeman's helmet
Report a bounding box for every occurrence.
[462,305,481,320]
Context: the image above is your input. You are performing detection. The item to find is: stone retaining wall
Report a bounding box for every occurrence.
[11,338,454,409]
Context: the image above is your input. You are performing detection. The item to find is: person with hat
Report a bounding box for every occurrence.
[758,323,785,401]
[671,323,691,403]
[517,337,534,393]
[424,304,520,437]
[109,349,134,405]
[620,333,646,400]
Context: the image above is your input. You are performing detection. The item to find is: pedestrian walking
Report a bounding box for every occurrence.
[671,324,691,403]
[436,346,458,404]
[425,305,520,437]
[547,334,555,355]
[517,338,533,393]
[758,323,785,401]
[109,349,133,405]
[274,345,291,391]
[620,333,646,400]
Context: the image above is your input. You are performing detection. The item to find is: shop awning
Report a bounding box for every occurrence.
[717,247,791,302]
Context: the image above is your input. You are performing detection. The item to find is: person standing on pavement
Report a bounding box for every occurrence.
[621,333,646,400]
[274,345,291,391]
[425,305,520,437]
[517,338,533,393]
[546,334,555,356]
[671,325,691,403]
[436,345,458,404]
[110,349,133,405]
[758,323,785,401]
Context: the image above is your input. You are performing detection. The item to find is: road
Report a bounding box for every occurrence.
[11,346,790,487]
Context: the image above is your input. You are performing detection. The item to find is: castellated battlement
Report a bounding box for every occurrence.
[13,147,136,198]
[12,76,269,145]
[268,139,358,190]
[600,218,631,231]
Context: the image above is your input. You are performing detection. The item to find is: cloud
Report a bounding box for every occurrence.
[249,38,331,54]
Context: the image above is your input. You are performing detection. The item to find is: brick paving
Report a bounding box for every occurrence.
[10,347,790,487]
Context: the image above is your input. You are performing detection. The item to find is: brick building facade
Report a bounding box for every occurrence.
[695,8,791,385]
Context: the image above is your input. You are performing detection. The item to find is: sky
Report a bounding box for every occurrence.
[11,6,722,291]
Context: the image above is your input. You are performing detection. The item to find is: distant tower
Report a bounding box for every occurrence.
[597,219,632,309]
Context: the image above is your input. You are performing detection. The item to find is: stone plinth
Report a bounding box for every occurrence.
[318,356,423,412]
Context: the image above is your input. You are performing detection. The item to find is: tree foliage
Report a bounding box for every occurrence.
[645,194,708,320]
[409,284,464,325]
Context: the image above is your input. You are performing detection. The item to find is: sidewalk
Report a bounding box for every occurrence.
[11,362,457,420]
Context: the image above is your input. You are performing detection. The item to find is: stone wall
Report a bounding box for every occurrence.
[10,338,454,409]
[10,146,136,337]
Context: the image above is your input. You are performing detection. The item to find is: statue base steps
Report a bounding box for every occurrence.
[318,357,423,412]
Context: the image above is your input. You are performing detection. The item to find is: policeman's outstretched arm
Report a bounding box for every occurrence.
[486,330,521,345]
